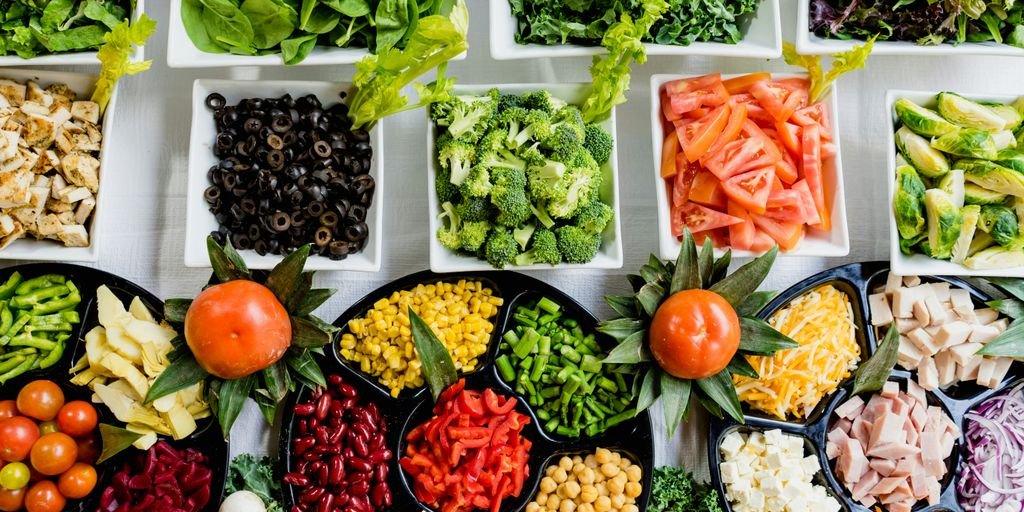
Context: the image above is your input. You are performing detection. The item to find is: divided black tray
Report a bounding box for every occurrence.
[280,270,654,512]
[0,263,227,512]
[707,261,1023,512]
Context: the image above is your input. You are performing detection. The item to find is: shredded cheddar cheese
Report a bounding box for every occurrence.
[734,285,860,420]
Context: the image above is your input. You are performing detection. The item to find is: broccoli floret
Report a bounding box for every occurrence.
[457,196,493,222]
[514,228,560,266]
[555,225,601,264]
[460,166,491,198]
[508,110,552,149]
[436,201,463,250]
[490,168,531,227]
[459,221,490,252]
[583,124,613,165]
[434,94,497,142]
[526,159,568,200]
[484,227,520,268]
[478,145,527,172]
[547,153,603,219]
[574,200,613,234]
[530,203,556,229]
[518,142,545,166]
[513,223,536,250]
[437,135,477,186]
[435,166,461,204]
[549,105,586,144]
[520,90,555,114]
[497,93,524,113]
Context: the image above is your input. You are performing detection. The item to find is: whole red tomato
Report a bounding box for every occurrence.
[56,402,97,438]
[648,289,740,380]
[185,280,291,379]
[23,481,64,512]
[16,381,64,422]
[0,402,16,421]
[0,486,24,512]
[0,418,39,462]
[57,463,96,499]
[29,433,77,476]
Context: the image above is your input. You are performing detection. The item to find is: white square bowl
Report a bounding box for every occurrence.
[796,1,1024,56]
[167,0,466,68]
[426,83,623,273]
[488,0,781,60]
[184,79,383,271]
[0,0,146,67]
[650,73,850,261]
[886,89,1024,277]
[0,67,117,262]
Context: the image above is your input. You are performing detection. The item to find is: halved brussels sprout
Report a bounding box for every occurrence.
[952,205,981,264]
[978,205,1020,247]
[965,245,1024,269]
[964,183,1008,205]
[988,104,1024,132]
[899,234,925,256]
[931,128,998,160]
[996,149,1024,172]
[936,92,1007,131]
[924,188,964,260]
[970,230,996,256]
[896,126,950,178]
[894,164,927,239]
[895,98,958,137]
[938,169,965,208]
[961,159,1024,196]
[992,130,1018,151]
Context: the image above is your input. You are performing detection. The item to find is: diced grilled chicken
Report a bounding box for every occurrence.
[0,80,27,106]
[71,101,99,124]
[57,224,88,247]
[60,153,100,192]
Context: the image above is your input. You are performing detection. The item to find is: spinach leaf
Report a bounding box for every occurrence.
[181,0,228,53]
[301,4,342,33]
[1,0,134,57]
[280,32,317,63]
[374,0,409,52]
[199,0,257,54]
[241,0,297,49]
[324,0,370,17]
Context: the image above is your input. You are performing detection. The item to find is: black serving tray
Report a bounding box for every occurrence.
[0,263,228,512]
[707,261,1023,512]
[280,270,654,512]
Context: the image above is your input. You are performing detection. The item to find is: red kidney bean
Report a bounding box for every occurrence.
[348,457,371,474]
[352,437,369,458]
[329,456,344,486]
[299,487,323,503]
[316,464,329,486]
[328,374,343,386]
[294,436,315,456]
[368,448,391,464]
[338,383,357,397]
[348,480,370,497]
[315,426,330,445]
[370,483,389,508]
[351,423,371,440]
[284,473,309,487]
[294,403,315,416]
[315,394,331,420]
[373,464,387,484]
[291,506,302,512]
[308,417,319,430]
[329,400,342,418]
[339,397,355,410]
[335,492,350,507]
[316,493,334,512]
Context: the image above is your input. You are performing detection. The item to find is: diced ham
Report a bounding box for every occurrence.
[919,431,946,478]
[881,481,914,504]
[934,350,957,388]
[869,476,905,495]
[940,431,955,458]
[897,337,924,370]
[870,293,894,326]
[867,442,920,460]
[851,470,880,500]
[909,403,928,431]
[891,457,917,478]
[851,417,872,446]
[887,501,913,512]
[910,470,931,500]
[975,308,999,325]
[881,381,899,399]
[834,395,865,420]
[837,438,869,483]
[906,380,927,406]
[869,458,896,477]
[927,477,942,506]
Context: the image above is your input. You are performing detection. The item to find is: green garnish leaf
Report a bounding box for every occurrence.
[92,13,157,114]
[636,282,666,317]
[285,349,327,389]
[851,322,900,395]
[207,236,251,282]
[226,454,284,512]
[697,236,714,288]
[604,295,637,318]
[144,350,208,404]
[292,288,337,317]
[265,244,311,309]
[696,370,743,423]
[409,307,458,402]
[977,320,1024,357]
[710,249,732,283]
[636,368,659,413]
[290,315,339,348]
[649,466,723,512]
[987,298,1024,319]
[670,229,701,293]
[738,317,798,355]
[736,291,778,317]
[709,246,778,307]
[660,372,691,437]
[97,423,143,464]
[215,374,255,438]
[603,331,650,364]
[987,276,1024,302]
[783,37,875,104]
[726,356,758,379]
[596,318,644,342]
[163,298,192,324]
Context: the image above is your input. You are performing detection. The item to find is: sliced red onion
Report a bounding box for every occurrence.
[959,382,1024,512]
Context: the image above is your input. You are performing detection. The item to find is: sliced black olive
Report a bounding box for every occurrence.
[314,227,332,246]
[244,117,263,134]
[271,212,291,232]
[210,230,225,245]
[267,134,284,150]
[345,222,368,242]
[313,140,331,158]
[247,224,261,240]
[231,233,252,250]
[352,174,375,195]
[206,93,226,110]
[266,150,285,170]
[320,211,339,227]
[253,239,269,256]
[306,202,325,217]
[348,205,367,223]
[271,115,292,134]
[240,197,257,215]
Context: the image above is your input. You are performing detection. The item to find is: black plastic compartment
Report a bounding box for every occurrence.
[0,263,228,512]
[279,270,654,512]
[708,262,1024,512]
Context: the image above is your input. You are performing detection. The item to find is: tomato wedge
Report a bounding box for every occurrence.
[723,73,772,95]
[665,74,729,115]
[690,171,727,209]
[775,121,801,157]
[731,93,776,125]
[790,179,822,226]
[677,104,730,163]
[672,155,698,207]
[727,202,755,251]
[771,174,784,192]
[751,213,805,251]
[801,124,830,231]
[765,189,813,224]
[661,132,680,178]
[775,153,799,185]
[684,108,710,119]
[792,103,832,140]
[661,90,683,122]
[750,229,776,252]
[721,166,775,215]
[706,101,748,157]
[750,81,805,123]
[675,203,743,237]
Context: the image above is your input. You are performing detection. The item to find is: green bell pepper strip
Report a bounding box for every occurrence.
[0,301,12,333]
[31,282,80,315]
[10,285,70,308]
[9,336,57,350]
[38,337,66,369]
[0,272,22,300]
[0,355,36,385]
[14,274,65,295]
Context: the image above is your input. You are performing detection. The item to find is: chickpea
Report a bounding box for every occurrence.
[585,455,598,468]
[535,493,548,506]
[577,504,595,512]
[610,494,626,509]
[559,457,573,471]
[593,496,612,512]
[625,465,642,483]
[572,462,586,474]
[619,458,632,469]
[562,481,581,499]
[547,495,561,510]
[595,448,612,465]
[526,503,541,512]
[541,477,557,494]
[553,467,568,483]
[625,482,643,498]
[597,485,609,497]
[610,452,621,465]
[623,505,639,512]
[600,463,620,478]
[606,476,625,495]
[579,485,598,503]
[546,466,557,477]
[572,455,583,464]
[578,467,595,485]
[559,500,577,512]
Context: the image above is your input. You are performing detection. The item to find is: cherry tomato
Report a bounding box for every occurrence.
[0,486,24,512]
[29,433,77,476]
[649,289,740,379]
[0,417,39,462]
[16,381,64,422]
[37,422,59,436]
[74,435,100,465]
[185,280,291,379]
[23,481,64,512]
[57,463,96,499]
[56,402,96,438]
[0,402,16,421]
[0,462,29,490]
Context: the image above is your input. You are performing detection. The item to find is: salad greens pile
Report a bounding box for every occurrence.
[649,466,723,512]
[510,0,759,47]
[810,0,1024,48]
[180,0,458,65]
[0,0,134,58]
[226,454,284,512]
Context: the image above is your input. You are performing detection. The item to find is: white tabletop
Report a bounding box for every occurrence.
[7,0,1024,483]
